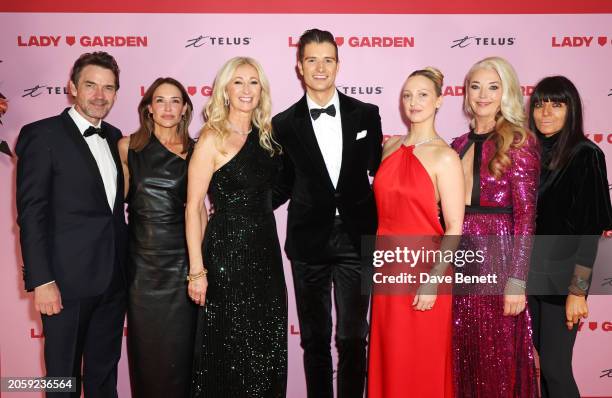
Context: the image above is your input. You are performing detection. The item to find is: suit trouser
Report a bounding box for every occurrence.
[42,262,126,398]
[291,217,370,398]
[529,295,580,398]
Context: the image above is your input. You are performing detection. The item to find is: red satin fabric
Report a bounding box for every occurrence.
[368,145,453,398]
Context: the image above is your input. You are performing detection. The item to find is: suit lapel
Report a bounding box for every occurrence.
[104,124,124,213]
[60,109,111,212]
[292,95,335,191]
[337,92,359,191]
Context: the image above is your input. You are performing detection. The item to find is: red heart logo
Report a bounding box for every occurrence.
[335,37,344,46]
[594,133,603,143]
[598,36,608,46]
[187,86,196,96]
[66,36,76,46]
[589,321,598,330]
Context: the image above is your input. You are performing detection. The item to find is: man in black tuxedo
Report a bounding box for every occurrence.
[16,52,127,397]
[272,29,382,398]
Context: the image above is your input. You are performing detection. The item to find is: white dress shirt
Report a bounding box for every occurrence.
[68,106,117,210]
[307,90,343,189]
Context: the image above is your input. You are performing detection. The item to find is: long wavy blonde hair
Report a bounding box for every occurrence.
[463,56,529,178]
[203,56,279,156]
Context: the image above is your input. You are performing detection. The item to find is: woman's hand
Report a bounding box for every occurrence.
[503,294,526,316]
[412,282,438,311]
[412,293,437,311]
[566,294,588,330]
[188,276,208,307]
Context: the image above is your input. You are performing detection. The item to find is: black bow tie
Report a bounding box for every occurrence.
[84,126,106,140]
[310,104,336,120]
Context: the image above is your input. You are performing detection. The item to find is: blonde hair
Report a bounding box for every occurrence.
[203,56,279,156]
[409,66,444,96]
[463,56,528,177]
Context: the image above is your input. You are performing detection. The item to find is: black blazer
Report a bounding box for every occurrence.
[272,92,383,262]
[16,108,128,299]
[529,137,612,300]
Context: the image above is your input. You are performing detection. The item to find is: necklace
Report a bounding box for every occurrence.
[227,121,252,136]
[404,135,442,147]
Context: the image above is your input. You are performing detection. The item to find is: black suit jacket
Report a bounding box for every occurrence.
[528,138,612,302]
[16,108,128,299]
[272,92,382,262]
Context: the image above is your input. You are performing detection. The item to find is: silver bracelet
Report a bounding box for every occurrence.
[507,277,526,290]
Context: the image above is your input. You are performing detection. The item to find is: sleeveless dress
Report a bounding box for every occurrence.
[451,131,538,398]
[368,143,453,398]
[126,134,197,398]
[191,128,288,398]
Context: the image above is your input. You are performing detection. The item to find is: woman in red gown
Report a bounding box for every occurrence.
[368,67,464,398]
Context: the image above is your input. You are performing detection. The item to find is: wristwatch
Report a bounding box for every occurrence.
[568,276,589,296]
[576,276,590,291]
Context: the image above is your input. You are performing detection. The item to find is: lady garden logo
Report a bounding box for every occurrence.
[17,35,148,47]
[288,35,415,48]
[551,35,610,47]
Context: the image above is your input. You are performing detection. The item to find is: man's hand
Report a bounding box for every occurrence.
[34,282,63,315]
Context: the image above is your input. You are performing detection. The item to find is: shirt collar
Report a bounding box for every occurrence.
[306,89,340,114]
[68,105,102,135]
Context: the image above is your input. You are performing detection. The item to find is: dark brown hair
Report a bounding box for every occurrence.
[529,76,586,170]
[70,52,121,89]
[297,28,338,61]
[130,77,193,153]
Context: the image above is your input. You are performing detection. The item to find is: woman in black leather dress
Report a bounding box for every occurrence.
[527,76,612,398]
[186,57,287,398]
[118,77,196,398]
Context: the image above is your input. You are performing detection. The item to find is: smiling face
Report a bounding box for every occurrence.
[225,64,261,115]
[467,67,502,121]
[532,100,568,137]
[298,41,339,101]
[69,64,117,125]
[147,83,187,131]
[402,75,442,124]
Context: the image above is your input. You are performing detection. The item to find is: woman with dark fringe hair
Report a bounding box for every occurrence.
[118,77,196,398]
[527,76,612,398]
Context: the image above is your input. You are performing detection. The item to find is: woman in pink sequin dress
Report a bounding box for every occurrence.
[451,57,539,397]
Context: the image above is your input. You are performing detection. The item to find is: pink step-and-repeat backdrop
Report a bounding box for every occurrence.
[1,1,611,397]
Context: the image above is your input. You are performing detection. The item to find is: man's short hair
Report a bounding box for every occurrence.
[297,29,338,62]
[70,52,121,90]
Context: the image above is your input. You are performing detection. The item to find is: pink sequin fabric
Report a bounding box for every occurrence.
[451,131,539,398]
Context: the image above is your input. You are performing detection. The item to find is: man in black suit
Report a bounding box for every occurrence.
[16,52,127,397]
[272,29,382,398]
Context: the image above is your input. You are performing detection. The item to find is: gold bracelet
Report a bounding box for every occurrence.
[186,269,208,282]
